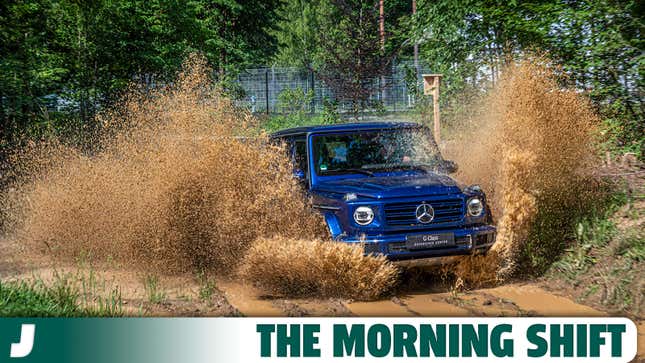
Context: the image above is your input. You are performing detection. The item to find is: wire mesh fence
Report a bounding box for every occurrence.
[235,61,432,114]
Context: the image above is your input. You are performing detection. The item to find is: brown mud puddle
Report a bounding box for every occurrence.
[481,284,607,317]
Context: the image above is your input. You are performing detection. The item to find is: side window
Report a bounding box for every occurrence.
[294,138,308,175]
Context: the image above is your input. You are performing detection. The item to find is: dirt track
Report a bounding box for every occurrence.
[1,237,643,359]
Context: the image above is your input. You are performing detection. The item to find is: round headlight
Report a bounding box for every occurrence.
[353,206,374,225]
[467,197,484,217]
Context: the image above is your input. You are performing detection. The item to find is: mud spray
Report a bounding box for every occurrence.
[446,59,598,285]
[0,56,599,300]
[1,56,397,300]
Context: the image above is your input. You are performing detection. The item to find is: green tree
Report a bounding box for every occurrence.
[545,0,643,153]
[0,0,281,145]
[0,0,67,139]
[411,0,643,154]
[272,0,410,115]
[272,0,322,68]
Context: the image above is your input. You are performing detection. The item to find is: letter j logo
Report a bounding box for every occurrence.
[10,325,35,358]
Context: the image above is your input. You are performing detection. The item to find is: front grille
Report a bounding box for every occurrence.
[384,196,464,226]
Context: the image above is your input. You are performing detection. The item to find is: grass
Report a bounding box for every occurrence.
[548,189,644,316]
[142,274,166,304]
[550,215,618,280]
[612,230,644,261]
[0,275,123,317]
[196,271,216,302]
[518,183,627,275]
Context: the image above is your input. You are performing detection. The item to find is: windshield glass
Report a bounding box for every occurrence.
[312,128,441,176]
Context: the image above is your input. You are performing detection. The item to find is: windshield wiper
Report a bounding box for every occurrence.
[376,164,432,173]
[327,168,374,176]
[341,168,375,176]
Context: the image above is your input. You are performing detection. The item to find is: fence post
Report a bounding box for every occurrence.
[310,71,315,114]
[392,79,399,112]
[265,71,269,115]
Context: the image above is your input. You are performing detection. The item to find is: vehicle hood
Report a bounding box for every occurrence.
[312,173,461,199]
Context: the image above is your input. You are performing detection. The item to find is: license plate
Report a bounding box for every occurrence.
[406,233,455,250]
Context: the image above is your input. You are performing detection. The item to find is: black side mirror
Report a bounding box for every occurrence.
[441,160,458,174]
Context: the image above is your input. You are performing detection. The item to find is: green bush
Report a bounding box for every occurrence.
[321,98,339,124]
[264,91,342,133]
[598,117,644,160]
[277,87,313,114]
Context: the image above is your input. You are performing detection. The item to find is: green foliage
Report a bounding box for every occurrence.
[519,182,626,275]
[550,215,618,279]
[272,0,322,68]
[412,0,643,156]
[546,187,632,279]
[547,189,643,315]
[262,113,338,133]
[371,100,387,116]
[272,0,409,115]
[0,0,280,144]
[2,0,640,155]
[142,274,166,304]
[263,87,342,132]
[612,229,644,262]
[0,277,122,317]
[196,272,216,302]
[277,87,313,114]
[273,0,410,69]
[313,0,393,114]
[545,1,643,158]
[0,280,79,317]
[403,64,419,97]
[598,117,644,159]
[321,98,340,124]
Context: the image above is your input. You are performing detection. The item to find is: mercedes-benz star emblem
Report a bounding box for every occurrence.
[415,203,434,224]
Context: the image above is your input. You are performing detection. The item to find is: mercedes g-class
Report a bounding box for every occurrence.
[270,122,496,264]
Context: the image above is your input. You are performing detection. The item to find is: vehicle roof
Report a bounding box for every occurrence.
[269,121,422,138]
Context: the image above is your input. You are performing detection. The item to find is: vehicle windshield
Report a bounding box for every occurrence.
[312,128,441,176]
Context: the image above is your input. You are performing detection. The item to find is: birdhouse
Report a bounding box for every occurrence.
[422,74,442,95]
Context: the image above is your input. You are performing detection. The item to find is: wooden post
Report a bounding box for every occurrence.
[422,74,443,144]
[265,71,270,115]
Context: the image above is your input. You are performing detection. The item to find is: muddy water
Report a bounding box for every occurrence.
[400,293,470,316]
[214,279,283,317]
[445,59,598,281]
[481,284,606,317]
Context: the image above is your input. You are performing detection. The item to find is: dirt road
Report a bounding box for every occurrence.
[0,237,642,359]
[213,278,644,360]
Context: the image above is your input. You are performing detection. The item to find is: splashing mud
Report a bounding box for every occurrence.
[1,56,602,299]
[239,238,398,300]
[0,56,396,300]
[446,59,599,282]
[4,56,318,272]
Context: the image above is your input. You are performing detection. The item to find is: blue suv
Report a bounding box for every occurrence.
[271,122,496,264]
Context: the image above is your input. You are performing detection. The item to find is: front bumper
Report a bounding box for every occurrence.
[338,225,496,261]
